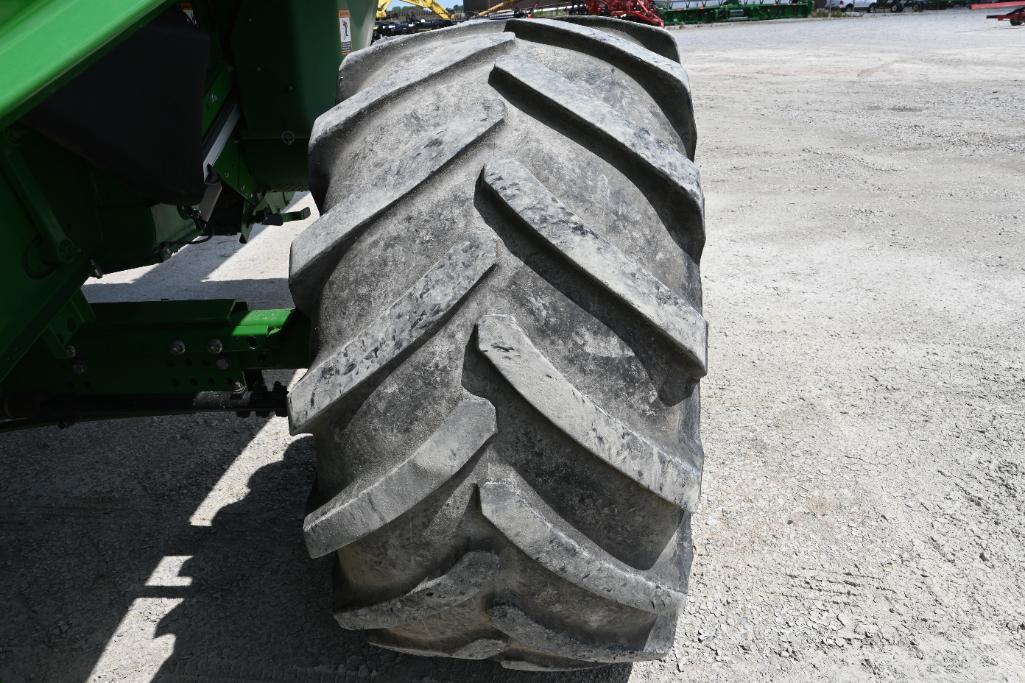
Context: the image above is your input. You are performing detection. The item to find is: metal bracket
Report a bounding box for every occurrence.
[1,300,310,397]
[253,206,311,226]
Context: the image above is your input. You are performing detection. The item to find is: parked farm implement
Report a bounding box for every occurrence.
[479,0,667,25]
[478,0,813,25]
[971,0,1025,23]
[660,0,813,24]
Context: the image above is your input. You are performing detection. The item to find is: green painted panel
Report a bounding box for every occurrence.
[1,301,311,395]
[231,0,342,189]
[0,0,172,126]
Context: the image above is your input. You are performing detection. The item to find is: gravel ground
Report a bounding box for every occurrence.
[2,10,1024,682]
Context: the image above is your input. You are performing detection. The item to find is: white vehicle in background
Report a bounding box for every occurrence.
[824,0,881,11]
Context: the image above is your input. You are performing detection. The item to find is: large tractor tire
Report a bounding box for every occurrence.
[287,17,707,671]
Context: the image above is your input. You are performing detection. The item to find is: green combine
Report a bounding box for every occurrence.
[0,0,364,419]
[1,2,711,670]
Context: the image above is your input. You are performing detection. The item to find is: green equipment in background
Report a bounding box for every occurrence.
[660,0,813,24]
[0,0,374,428]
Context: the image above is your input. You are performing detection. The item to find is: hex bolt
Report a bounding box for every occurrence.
[207,339,224,355]
[71,362,88,375]
[169,340,187,356]
[215,358,231,370]
[65,345,77,359]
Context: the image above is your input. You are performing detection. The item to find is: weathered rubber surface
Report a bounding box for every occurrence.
[555,16,682,63]
[288,18,706,670]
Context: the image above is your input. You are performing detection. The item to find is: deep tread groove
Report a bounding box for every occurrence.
[481,158,707,377]
[304,398,497,557]
[288,237,496,433]
[474,182,699,405]
[477,314,701,510]
[290,108,505,314]
[555,16,682,63]
[479,462,686,613]
[309,32,515,205]
[336,21,507,102]
[334,552,500,628]
[489,53,705,260]
[505,18,695,158]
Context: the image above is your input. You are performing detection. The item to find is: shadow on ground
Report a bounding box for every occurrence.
[0,413,277,681]
[0,419,630,682]
[152,440,633,682]
[1,221,304,681]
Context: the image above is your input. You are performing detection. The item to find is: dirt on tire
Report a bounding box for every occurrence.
[287,18,708,670]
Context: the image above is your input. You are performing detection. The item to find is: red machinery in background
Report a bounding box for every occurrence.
[971,0,1025,25]
[478,0,665,26]
[583,0,665,25]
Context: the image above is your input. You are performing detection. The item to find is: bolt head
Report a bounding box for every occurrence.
[215,358,231,370]
[169,340,186,356]
[71,362,88,375]
[57,240,77,263]
[207,339,224,355]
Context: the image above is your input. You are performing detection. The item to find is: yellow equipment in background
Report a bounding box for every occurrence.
[376,0,452,19]
[477,0,518,15]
